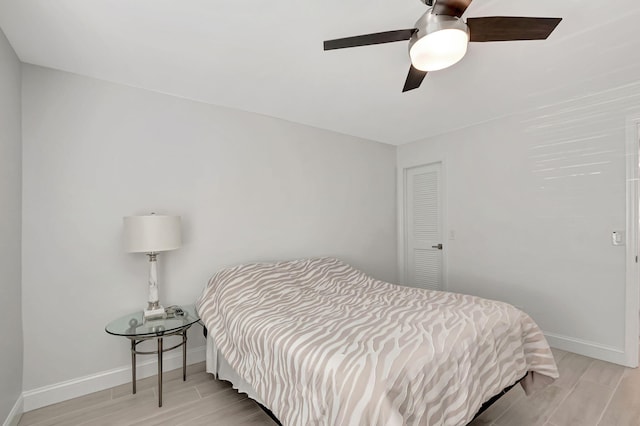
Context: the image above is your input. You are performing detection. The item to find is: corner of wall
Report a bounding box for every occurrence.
[0,24,24,426]
[2,395,23,426]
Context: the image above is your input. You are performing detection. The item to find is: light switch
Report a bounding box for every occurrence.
[612,231,625,246]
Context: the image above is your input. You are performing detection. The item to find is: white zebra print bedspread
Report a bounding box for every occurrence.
[196,257,558,425]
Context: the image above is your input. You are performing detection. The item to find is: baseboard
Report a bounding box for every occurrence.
[2,394,23,426]
[545,332,627,365]
[17,334,627,413]
[22,345,206,412]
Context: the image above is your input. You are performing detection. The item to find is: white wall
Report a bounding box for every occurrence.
[21,65,396,396]
[0,28,23,424]
[398,80,640,365]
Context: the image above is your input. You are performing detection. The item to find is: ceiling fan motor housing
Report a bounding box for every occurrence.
[409,10,470,71]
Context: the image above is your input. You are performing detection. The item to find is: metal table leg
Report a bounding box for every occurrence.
[182,329,187,381]
[131,339,137,394]
[158,337,163,407]
[125,324,194,407]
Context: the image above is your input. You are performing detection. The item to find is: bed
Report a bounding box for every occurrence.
[196,257,558,425]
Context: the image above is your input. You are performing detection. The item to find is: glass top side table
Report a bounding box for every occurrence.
[105,304,200,407]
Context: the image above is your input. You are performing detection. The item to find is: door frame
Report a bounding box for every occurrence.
[624,114,640,367]
[398,159,447,289]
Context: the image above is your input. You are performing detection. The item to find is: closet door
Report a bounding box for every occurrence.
[404,163,443,290]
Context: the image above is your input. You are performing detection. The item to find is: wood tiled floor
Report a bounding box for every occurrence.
[18,348,639,425]
[470,348,632,426]
[18,363,277,426]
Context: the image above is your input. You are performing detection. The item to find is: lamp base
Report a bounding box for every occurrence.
[144,306,166,320]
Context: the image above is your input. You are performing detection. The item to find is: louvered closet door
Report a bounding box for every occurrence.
[405,163,443,291]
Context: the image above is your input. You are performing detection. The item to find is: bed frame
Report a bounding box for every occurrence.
[469,375,525,423]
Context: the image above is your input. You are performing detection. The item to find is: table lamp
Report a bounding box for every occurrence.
[123,213,182,319]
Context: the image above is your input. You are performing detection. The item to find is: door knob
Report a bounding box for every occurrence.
[432,243,443,250]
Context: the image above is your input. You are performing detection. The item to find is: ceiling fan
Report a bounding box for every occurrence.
[323,0,562,92]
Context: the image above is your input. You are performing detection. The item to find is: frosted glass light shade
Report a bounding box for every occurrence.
[123,214,182,253]
[410,28,469,72]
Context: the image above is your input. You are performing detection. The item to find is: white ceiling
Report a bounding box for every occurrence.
[1,0,640,145]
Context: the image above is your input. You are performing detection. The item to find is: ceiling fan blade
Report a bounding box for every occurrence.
[467,17,562,42]
[324,29,416,51]
[432,0,473,18]
[402,65,428,92]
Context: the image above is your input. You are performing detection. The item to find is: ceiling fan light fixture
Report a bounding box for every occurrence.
[410,28,469,71]
[409,11,469,72]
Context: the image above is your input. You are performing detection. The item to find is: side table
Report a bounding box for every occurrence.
[105,304,200,407]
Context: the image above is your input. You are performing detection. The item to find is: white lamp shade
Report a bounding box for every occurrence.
[123,214,182,253]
